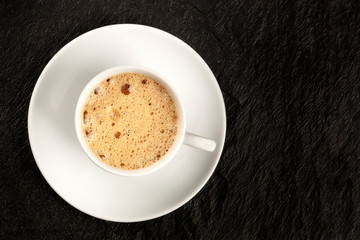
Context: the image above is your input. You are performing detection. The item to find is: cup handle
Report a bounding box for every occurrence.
[183,132,217,152]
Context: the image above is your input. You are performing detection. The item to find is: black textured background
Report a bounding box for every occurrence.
[1,0,360,239]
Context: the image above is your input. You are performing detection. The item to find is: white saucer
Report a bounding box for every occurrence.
[28,24,226,222]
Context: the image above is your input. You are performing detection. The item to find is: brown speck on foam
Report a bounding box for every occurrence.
[121,84,131,95]
[94,87,100,95]
[85,130,92,138]
[83,110,88,124]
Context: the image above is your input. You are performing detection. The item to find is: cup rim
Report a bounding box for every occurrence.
[75,65,186,176]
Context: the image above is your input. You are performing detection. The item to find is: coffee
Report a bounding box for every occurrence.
[81,72,178,170]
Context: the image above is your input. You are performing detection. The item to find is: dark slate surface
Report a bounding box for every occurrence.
[1,0,360,239]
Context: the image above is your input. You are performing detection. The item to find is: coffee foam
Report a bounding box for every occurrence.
[81,73,178,170]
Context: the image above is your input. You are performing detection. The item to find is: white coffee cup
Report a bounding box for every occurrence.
[75,65,216,176]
